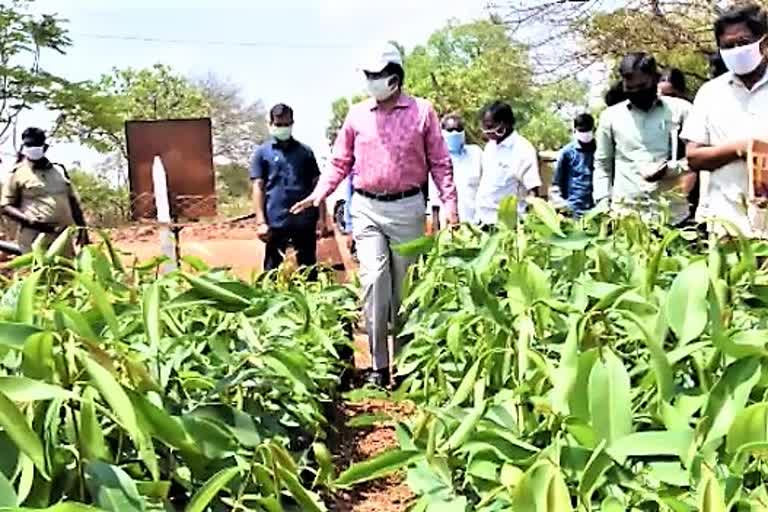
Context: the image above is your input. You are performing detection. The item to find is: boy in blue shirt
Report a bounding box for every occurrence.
[551,114,596,217]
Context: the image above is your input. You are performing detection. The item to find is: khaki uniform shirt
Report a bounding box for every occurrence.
[681,68,768,237]
[0,161,76,253]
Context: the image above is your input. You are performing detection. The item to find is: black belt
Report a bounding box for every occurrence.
[354,186,422,202]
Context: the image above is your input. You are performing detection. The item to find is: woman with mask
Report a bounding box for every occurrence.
[427,113,483,227]
[475,101,541,226]
[0,127,88,255]
[551,113,596,217]
[593,52,692,225]
[683,3,768,237]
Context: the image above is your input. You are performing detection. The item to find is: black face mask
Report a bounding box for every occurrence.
[626,87,658,110]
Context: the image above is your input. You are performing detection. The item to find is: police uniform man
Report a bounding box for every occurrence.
[0,127,88,255]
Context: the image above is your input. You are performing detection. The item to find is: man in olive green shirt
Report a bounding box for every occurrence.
[0,127,88,255]
[594,52,693,225]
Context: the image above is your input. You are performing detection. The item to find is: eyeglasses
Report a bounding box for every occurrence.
[443,126,464,133]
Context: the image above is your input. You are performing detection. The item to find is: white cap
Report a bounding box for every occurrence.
[359,42,403,73]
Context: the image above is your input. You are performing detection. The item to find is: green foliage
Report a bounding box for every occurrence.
[325,19,587,151]
[195,73,269,166]
[0,0,77,144]
[69,170,129,228]
[216,163,250,200]
[341,201,768,509]
[57,64,208,158]
[0,232,358,510]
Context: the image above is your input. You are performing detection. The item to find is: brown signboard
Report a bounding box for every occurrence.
[125,118,216,220]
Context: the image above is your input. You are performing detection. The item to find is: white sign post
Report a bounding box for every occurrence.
[151,156,178,273]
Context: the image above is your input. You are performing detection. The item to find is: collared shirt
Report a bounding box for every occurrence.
[475,132,541,225]
[315,94,458,216]
[249,137,320,229]
[0,161,75,226]
[553,140,595,216]
[594,96,692,224]
[681,68,768,237]
[427,145,483,223]
[0,160,77,253]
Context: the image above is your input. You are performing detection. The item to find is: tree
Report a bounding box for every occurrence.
[492,0,768,89]
[325,20,587,151]
[57,64,209,159]
[0,0,76,146]
[325,94,366,146]
[195,73,269,165]
[404,19,537,144]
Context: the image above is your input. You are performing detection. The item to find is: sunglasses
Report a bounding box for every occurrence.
[443,126,464,133]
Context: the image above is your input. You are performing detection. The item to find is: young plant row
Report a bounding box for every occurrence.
[0,231,357,512]
[341,198,768,511]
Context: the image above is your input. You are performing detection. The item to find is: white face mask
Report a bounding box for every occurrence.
[270,125,293,141]
[575,131,594,144]
[22,146,45,161]
[366,75,398,102]
[720,37,766,76]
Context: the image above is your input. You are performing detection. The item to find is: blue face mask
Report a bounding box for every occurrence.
[443,130,466,154]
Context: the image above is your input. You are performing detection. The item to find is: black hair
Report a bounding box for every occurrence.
[383,62,405,87]
[708,52,728,78]
[482,101,516,130]
[714,3,768,42]
[660,68,687,95]
[21,126,46,146]
[604,80,626,107]
[441,112,463,127]
[269,103,294,123]
[618,52,660,79]
[573,113,595,131]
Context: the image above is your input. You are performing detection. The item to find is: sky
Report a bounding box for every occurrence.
[8,0,490,172]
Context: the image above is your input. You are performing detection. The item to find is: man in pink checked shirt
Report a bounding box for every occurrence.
[291,42,458,388]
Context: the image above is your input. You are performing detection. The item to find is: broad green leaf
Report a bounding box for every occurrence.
[0,391,48,479]
[129,392,198,455]
[186,467,240,512]
[665,259,709,344]
[142,282,162,350]
[80,354,158,480]
[75,275,120,339]
[0,472,15,508]
[21,333,55,381]
[0,323,42,351]
[275,466,325,512]
[578,441,613,506]
[726,402,768,455]
[85,462,145,512]
[497,195,518,229]
[80,387,111,463]
[0,378,72,402]
[511,460,573,512]
[335,450,423,488]
[393,236,435,257]
[699,465,726,512]
[588,349,632,446]
[703,357,761,447]
[528,197,564,237]
[55,306,99,343]
[15,271,41,324]
[448,358,481,408]
[609,429,694,463]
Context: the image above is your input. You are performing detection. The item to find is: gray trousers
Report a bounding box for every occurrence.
[351,193,424,370]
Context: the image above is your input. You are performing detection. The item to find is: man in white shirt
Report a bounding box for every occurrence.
[683,3,768,237]
[428,113,483,226]
[475,101,541,225]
